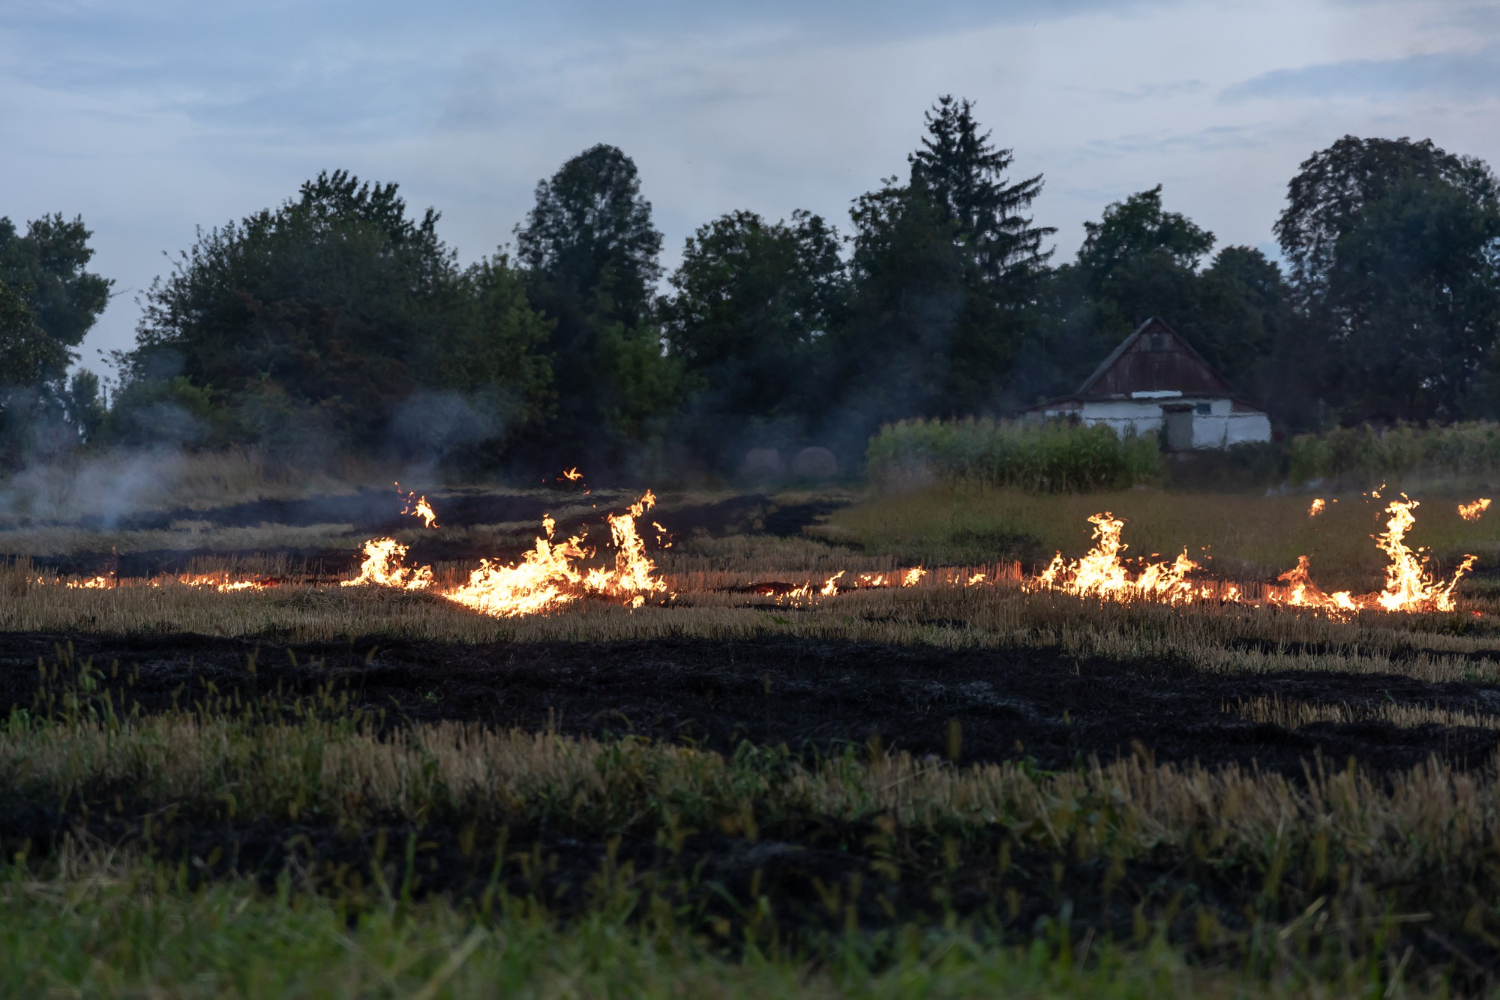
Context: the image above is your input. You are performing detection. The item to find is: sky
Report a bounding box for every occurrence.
[2,0,1498,382]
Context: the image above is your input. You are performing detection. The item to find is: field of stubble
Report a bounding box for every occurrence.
[4,460,1500,998]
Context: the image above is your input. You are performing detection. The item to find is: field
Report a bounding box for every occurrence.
[4,455,1500,997]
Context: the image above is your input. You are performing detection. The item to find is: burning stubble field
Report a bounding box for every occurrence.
[5,466,1500,997]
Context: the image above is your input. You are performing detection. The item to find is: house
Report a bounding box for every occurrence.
[1026,317,1271,450]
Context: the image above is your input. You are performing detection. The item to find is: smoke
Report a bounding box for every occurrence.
[0,447,189,530]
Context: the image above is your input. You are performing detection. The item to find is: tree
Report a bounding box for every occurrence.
[515,145,682,471]
[1026,188,1287,411]
[830,97,1054,439]
[908,95,1053,285]
[662,209,847,461]
[1275,136,1500,422]
[120,170,553,458]
[0,216,112,458]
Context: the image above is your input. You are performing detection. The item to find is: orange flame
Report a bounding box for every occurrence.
[395,483,440,528]
[1270,499,1476,614]
[1459,498,1491,521]
[561,467,583,481]
[1309,498,1326,517]
[1033,513,1201,604]
[342,538,433,591]
[1373,500,1474,612]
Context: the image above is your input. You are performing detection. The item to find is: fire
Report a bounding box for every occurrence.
[342,538,433,591]
[1309,498,1326,517]
[1459,498,1491,521]
[1373,500,1474,612]
[347,491,669,617]
[966,573,986,586]
[443,520,591,617]
[1268,499,1476,614]
[561,467,583,482]
[395,483,440,528]
[1032,513,1202,604]
[902,568,926,587]
[1270,555,1356,612]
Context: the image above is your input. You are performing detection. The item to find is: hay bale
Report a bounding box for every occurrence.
[738,448,784,480]
[790,446,838,479]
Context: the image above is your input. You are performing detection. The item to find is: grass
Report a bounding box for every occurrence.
[2,858,1330,1000]
[820,481,1499,589]
[4,652,1498,997]
[10,471,1500,994]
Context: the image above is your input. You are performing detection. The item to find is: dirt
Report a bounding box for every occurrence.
[4,631,1498,776]
[4,629,1499,983]
[13,493,851,579]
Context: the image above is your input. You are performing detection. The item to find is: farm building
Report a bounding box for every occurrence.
[1026,317,1272,450]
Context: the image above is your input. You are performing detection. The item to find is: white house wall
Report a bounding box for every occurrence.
[1192,412,1272,448]
[1041,398,1271,449]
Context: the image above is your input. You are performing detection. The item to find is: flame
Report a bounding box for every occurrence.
[342,538,433,591]
[177,572,273,592]
[442,524,591,618]
[902,568,926,587]
[1309,498,1326,517]
[820,571,846,597]
[1459,498,1491,521]
[65,576,112,589]
[1033,513,1201,604]
[561,467,583,482]
[1270,556,1356,612]
[1269,500,1476,614]
[372,491,670,618]
[1373,500,1475,612]
[966,573,986,586]
[394,483,440,528]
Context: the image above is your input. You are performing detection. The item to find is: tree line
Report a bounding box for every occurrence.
[3,96,1499,477]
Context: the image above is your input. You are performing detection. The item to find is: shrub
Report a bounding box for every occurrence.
[866,417,1164,493]
[1289,422,1500,485]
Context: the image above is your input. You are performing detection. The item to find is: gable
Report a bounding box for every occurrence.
[1078,318,1233,397]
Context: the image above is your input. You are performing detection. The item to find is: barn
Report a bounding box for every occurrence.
[1026,317,1271,450]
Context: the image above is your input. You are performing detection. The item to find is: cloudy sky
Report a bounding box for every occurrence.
[3,0,1498,379]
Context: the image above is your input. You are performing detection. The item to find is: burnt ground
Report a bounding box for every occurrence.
[17,492,852,579]
[6,630,1498,776]
[5,629,1500,984]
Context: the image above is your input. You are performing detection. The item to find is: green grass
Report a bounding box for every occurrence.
[866,418,1164,494]
[821,481,1499,590]
[1,654,1496,997]
[2,861,1335,1000]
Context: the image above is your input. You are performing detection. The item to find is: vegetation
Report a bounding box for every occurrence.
[14,104,1496,478]
[865,418,1164,494]
[1289,421,1500,486]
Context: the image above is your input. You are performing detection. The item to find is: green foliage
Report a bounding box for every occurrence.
[1026,188,1288,411]
[866,417,1164,493]
[0,214,112,381]
[1289,421,1500,484]
[0,217,111,460]
[1275,136,1500,423]
[118,170,552,459]
[664,209,846,427]
[516,145,683,471]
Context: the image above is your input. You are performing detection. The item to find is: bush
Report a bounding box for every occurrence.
[866,417,1164,493]
[1289,422,1500,485]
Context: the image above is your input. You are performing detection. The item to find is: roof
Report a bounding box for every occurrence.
[1077,317,1233,397]
[1027,317,1260,411]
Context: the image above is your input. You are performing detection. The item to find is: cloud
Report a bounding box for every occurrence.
[1223,43,1500,102]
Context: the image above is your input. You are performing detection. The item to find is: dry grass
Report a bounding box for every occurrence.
[1230,695,1500,731]
[823,482,1499,589]
[5,539,1500,684]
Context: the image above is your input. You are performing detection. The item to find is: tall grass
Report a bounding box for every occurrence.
[867,418,1164,493]
[1290,421,1500,486]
